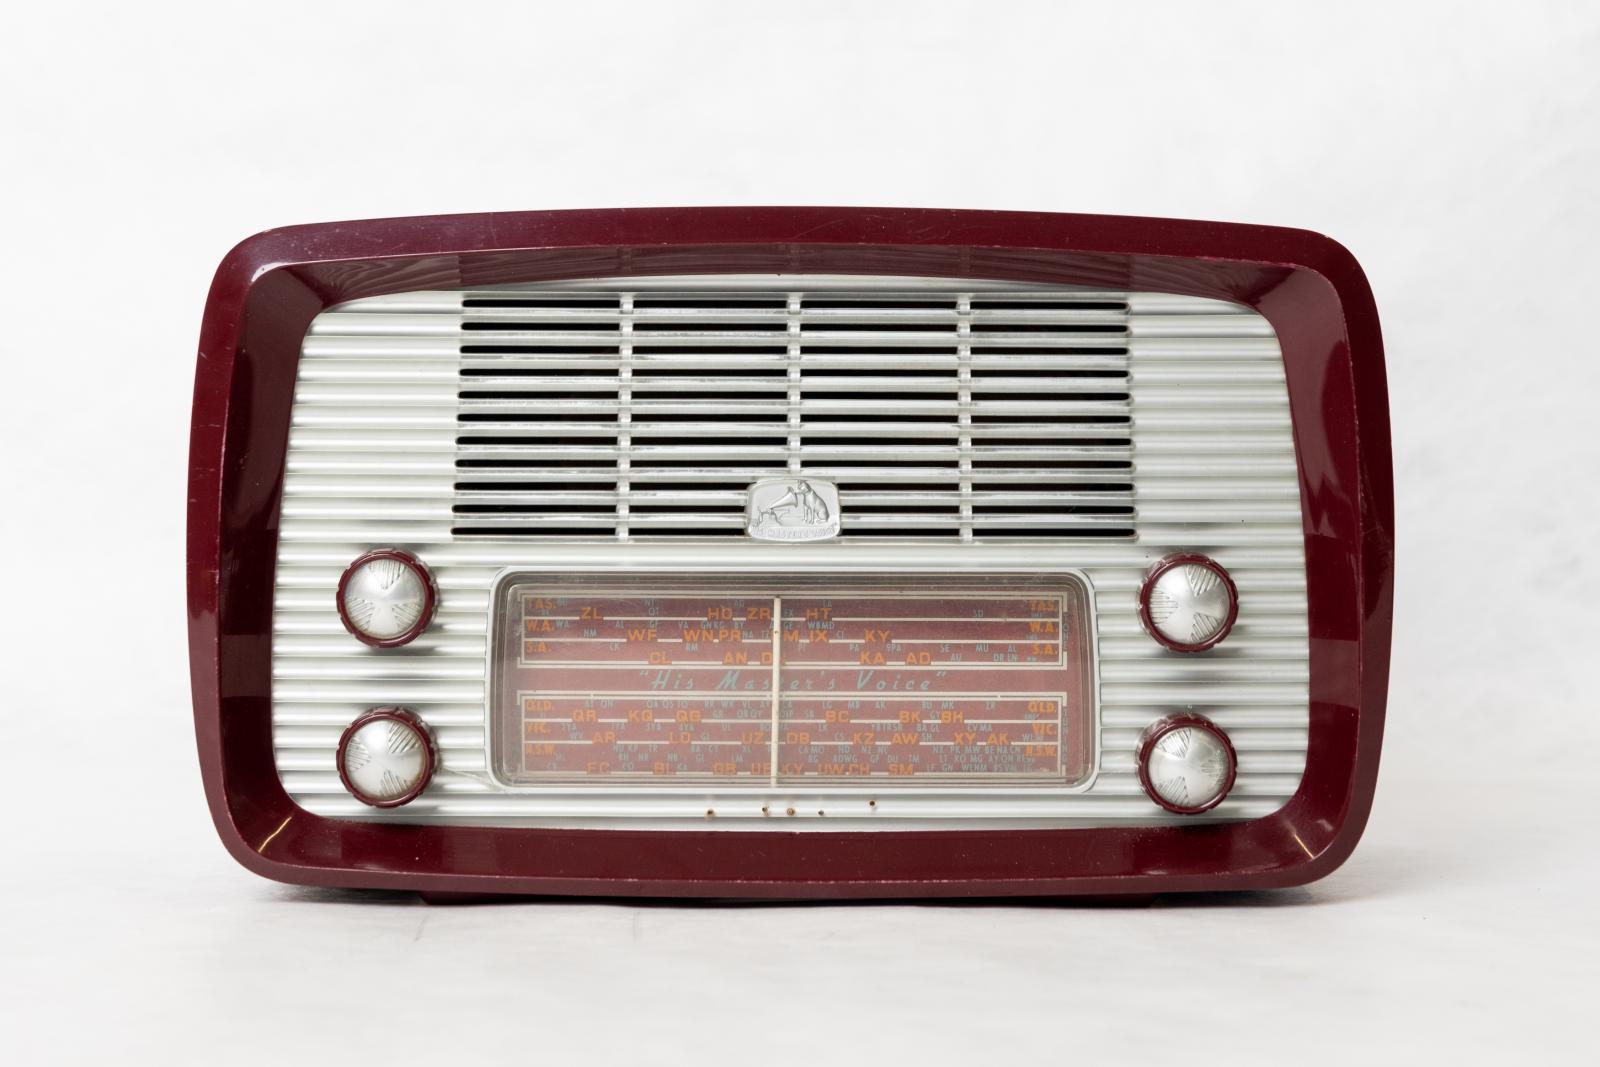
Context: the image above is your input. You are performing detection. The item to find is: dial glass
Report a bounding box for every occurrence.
[490,575,1095,788]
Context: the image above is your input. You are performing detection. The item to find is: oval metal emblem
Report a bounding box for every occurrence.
[746,478,841,541]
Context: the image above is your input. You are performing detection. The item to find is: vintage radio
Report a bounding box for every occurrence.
[188,208,1392,899]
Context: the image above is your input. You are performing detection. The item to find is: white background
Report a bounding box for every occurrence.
[2,2,1596,1063]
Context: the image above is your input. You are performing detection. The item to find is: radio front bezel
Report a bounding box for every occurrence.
[189,207,1392,898]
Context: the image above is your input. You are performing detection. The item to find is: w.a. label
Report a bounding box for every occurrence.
[490,576,1095,787]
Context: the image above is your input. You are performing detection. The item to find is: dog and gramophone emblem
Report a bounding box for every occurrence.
[746,477,841,541]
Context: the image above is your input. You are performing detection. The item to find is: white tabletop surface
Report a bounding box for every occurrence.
[3,2,1596,1062]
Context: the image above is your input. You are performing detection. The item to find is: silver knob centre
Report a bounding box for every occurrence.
[340,553,430,642]
[1144,558,1236,650]
[1142,721,1235,813]
[338,712,433,806]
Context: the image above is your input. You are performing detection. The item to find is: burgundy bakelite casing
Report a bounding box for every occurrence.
[188,207,1392,899]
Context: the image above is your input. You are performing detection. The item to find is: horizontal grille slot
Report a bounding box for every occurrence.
[452,284,1134,540]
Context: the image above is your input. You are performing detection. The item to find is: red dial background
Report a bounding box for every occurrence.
[493,581,1094,786]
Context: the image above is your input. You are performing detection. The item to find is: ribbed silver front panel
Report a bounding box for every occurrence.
[273,275,1308,828]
